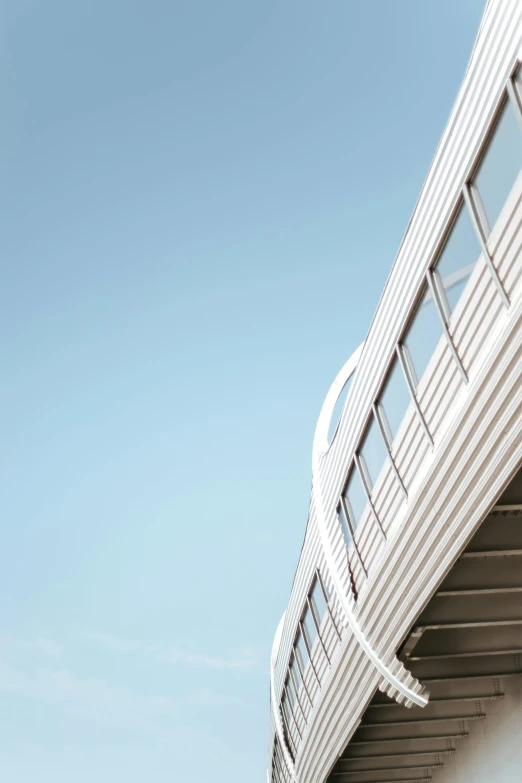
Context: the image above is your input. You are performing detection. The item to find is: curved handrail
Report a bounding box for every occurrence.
[270,612,299,783]
[312,344,428,707]
[314,345,364,458]
[268,343,428,783]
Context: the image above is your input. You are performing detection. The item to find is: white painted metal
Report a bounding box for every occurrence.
[270,613,297,781]
[425,675,522,782]
[267,2,522,782]
[312,354,428,709]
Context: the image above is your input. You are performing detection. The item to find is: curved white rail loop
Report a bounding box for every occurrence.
[269,346,429,783]
[270,612,299,783]
[312,344,428,708]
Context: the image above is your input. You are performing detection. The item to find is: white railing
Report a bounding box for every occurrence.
[267,3,522,782]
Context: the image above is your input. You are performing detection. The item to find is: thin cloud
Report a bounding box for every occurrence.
[84,631,260,671]
[188,688,247,707]
[154,646,259,671]
[0,657,176,727]
[0,631,63,657]
[85,630,141,653]
[0,631,176,728]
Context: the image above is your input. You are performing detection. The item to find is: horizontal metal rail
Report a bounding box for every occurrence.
[461,549,522,558]
[341,749,456,761]
[333,761,444,773]
[329,776,434,783]
[436,586,522,596]
[348,732,469,746]
[420,672,522,682]
[416,619,522,630]
[409,647,522,661]
[366,693,503,708]
[360,714,486,728]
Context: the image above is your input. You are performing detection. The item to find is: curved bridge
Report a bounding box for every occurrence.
[267,3,522,783]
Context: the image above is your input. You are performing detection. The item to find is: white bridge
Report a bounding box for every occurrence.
[267,2,522,782]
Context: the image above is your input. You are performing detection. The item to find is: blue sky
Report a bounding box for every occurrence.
[1,1,485,781]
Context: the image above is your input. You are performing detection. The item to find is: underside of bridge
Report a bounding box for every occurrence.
[328,463,522,783]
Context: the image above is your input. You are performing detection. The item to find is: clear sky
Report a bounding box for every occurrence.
[1,1,485,781]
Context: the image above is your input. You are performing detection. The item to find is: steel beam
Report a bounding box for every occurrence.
[330,776,433,783]
[492,504,522,511]
[348,733,468,746]
[366,694,503,709]
[461,549,522,558]
[415,619,522,630]
[341,749,455,761]
[409,647,522,661]
[421,672,522,682]
[436,587,522,596]
[361,715,485,729]
[333,762,444,774]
